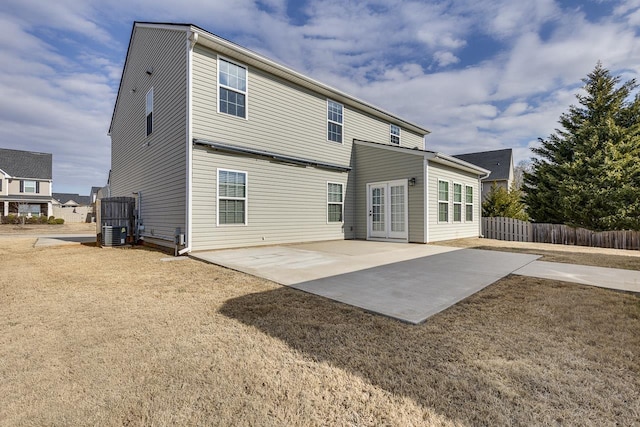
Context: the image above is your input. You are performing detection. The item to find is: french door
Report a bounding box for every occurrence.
[367,180,408,241]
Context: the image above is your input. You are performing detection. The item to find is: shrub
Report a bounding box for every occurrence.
[55,218,65,224]
[5,214,19,224]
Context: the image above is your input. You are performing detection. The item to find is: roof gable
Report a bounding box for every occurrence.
[0,148,52,179]
[453,149,513,181]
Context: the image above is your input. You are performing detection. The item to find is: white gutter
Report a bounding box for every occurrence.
[179,30,197,256]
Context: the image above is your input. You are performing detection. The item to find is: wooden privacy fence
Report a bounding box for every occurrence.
[482,217,640,250]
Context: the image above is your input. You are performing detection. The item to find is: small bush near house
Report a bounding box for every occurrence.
[55,218,65,224]
[3,215,19,224]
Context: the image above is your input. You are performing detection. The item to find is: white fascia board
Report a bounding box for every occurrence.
[430,153,492,177]
[354,140,491,177]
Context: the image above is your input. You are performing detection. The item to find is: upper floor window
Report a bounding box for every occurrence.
[327,100,343,143]
[390,124,400,145]
[218,57,247,118]
[438,180,449,222]
[21,180,38,193]
[146,88,153,136]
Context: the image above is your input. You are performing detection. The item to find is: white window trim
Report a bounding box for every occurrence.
[437,179,449,223]
[326,181,344,224]
[326,99,344,144]
[390,124,400,145]
[217,55,249,120]
[23,180,37,194]
[146,87,153,137]
[465,185,474,222]
[216,168,248,226]
[453,182,463,223]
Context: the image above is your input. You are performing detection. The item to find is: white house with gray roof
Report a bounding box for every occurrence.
[108,22,490,253]
[0,148,53,218]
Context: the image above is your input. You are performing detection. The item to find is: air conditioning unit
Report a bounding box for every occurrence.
[102,226,127,246]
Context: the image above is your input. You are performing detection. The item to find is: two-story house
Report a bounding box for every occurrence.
[0,148,53,218]
[454,149,514,200]
[109,22,489,253]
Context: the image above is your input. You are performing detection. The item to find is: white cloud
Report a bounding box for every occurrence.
[0,0,639,191]
[433,51,460,67]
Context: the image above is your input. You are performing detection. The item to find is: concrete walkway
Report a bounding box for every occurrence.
[191,241,540,324]
[514,260,640,293]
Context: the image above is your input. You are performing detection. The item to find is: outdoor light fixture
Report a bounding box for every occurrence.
[409,177,416,186]
[146,67,153,75]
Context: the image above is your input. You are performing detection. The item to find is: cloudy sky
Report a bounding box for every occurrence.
[1,0,639,194]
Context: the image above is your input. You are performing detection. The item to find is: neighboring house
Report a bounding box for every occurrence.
[52,193,91,207]
[0,148,53,217]
[51,193,92,223]
[108,22,490,252]
[453,149,514,200]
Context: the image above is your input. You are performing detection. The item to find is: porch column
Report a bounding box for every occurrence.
[3,201,7,216]
[47,202,52,218]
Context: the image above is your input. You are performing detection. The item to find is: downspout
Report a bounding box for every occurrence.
[178,30,197,256]
[478,170,491,238]
[424,157,429,243]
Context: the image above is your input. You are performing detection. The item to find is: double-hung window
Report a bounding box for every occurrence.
[146,88,153,136]
[22,180,37,194]
[327,182,343,222]
[453,183,462,222]
[218,169,247,225]
[465,185,474,222]
[327,100,343,143]
[218,57,247,118]
[390,124,400,145]
[438,180,449,222]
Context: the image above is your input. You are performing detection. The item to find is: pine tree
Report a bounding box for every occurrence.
[482,183,528,220]
[523,63,640,230]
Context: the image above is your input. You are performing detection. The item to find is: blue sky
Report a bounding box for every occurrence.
[1,0,639,194]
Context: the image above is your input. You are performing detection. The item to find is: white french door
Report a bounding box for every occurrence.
[367,180,408,241]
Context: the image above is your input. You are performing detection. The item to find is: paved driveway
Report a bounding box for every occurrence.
[191,240,539,324]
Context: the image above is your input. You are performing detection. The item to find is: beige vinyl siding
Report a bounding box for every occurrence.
[7,180,51,196]
[481,179,509,200]
[109,26,188,246]
[428,162,480,242]
[353,144,425,243]
[191,146,349,251]
[191,44,422,170]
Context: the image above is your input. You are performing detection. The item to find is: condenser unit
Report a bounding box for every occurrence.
[102,226,127,246]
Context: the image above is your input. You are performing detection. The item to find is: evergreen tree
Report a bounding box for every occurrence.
[523,63,640,230]
[482,183,529,220]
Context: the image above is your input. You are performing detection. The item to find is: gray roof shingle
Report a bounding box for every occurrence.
[53,193,91,206]
[453,149,512,181]
[0,148,52,180]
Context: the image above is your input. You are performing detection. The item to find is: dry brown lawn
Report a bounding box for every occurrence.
[1,238,639,426]
[436,237,640,271]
